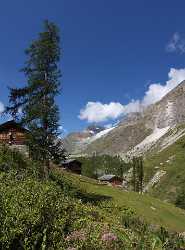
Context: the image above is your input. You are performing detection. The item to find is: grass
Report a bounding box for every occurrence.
[60,169,185,232]
[144,128,185,203]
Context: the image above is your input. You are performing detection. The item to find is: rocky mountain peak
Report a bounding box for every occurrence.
[85,124,105,134]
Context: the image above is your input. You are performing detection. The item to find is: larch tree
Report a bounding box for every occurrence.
[132,156,144,193]
[6,20,66,177]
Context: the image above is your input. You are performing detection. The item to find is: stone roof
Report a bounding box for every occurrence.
[98,174,116,181]
[61,159,81,165]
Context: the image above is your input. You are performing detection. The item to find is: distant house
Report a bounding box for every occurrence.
[0,120,28,146]
[98,174,123,186]
[61,159,82,175]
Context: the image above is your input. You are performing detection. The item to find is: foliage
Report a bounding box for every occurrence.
[79,154,131,179]
[131,156,144,193]
[0,147,185,249]
[175,186,185,209]
[0,144,43,178]
[6,20,66,176]
[0,172,184,249]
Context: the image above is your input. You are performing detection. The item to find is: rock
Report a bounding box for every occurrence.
[150,206,156,210]
[154,166,159,169]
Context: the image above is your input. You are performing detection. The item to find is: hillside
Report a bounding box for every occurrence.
[143,125,185,203]
[1,146,185,249]
[61,170,185,232]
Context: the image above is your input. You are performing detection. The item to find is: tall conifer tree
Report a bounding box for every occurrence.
[132,156,144,193]
[6,20,65,177]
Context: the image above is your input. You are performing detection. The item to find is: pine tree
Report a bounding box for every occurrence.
[6,20,65,177]
[132,157,137,191]
[132,156,144,193]
[138,156,144,193]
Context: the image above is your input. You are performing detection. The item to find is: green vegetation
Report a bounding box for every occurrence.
[144,126,185,203]
[132,156,144,193]
[175,186,185,209]
[0,146,185,249]
[63,170,185,232]
[79,155,130,179]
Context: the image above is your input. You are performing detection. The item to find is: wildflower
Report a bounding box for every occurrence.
[67,247,77,250]
[65,230,86,241]
[101,232,117,242]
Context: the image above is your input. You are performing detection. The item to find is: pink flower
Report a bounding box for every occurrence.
[101,232,117,242]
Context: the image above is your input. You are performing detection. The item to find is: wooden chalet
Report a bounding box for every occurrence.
[61,159,82,175]
[0,120,28,146]
[98,174,123,186]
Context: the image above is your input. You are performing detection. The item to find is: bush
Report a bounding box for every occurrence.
[175,186,185,209]
[0,145,43,178]
[0,174,132,249]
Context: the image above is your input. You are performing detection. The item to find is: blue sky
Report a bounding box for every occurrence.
[1,1,185,133]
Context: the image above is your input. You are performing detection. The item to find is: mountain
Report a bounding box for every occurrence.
[63,81,185,206]
[64,80,185,157]
[63,124,107,154]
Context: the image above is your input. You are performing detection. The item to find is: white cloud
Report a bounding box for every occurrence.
[166,32,185,54]
[142,68,185,105]
[79,68,185,123]
[0,102,4,113]
[79,102,125,123]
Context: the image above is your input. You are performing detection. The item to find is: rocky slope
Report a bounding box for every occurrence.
[63,125,106,154]
[64,80,185,156]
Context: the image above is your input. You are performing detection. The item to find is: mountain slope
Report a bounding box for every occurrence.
[65,80,185,157]
[143,125,185,203]
[60,169,185,231]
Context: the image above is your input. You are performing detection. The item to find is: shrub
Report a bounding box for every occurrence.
[0,145,43,178]
[175,186,185,209]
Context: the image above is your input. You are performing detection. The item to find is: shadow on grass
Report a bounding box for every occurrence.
[75,191,112,205]
[49,170,112,205]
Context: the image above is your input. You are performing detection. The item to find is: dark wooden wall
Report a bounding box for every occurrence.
[0,129,26,145]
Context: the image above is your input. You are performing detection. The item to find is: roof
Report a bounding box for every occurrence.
[98,174,116,181]
[0,120,28,133]
[61,159,81,164]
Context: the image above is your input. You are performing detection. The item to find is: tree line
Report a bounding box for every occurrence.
[79,154,131,179]
[79,154,144,193]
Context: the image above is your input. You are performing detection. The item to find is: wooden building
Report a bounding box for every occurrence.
[61,159,82,175]
[0,120,28,145]
[98,174,123,186]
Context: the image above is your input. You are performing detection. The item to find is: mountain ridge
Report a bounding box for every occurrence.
[64,80,185,156]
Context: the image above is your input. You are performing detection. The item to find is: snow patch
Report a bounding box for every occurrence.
[90,126,115,142]
[89,130,95,135]
[81,126,116,144]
